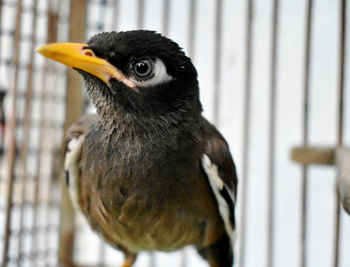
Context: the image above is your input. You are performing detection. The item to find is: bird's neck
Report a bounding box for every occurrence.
[84,77,202,144]
[96,108,201,145]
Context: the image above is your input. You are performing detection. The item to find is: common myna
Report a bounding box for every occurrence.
[37,31,238,267]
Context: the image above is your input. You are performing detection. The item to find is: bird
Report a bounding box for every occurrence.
[37,30,238,267]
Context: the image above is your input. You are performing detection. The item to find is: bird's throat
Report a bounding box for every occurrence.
[82,72,201,145]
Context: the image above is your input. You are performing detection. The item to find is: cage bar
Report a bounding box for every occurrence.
[300,0,313,266]
[187,0,196,59]
[266,0,279,266]
[212,0,223,126]
[38,2,62,266]
[334,0,347,266]
[0,0,3,59]
[137,0,145,30]
[238,1,254,266]
[17,0,38,264]
[58,0,87,265]
[162,0,170,36]
[111,0,120,31]
[2,0,22,264]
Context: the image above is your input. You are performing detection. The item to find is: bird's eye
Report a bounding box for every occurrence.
[133,59,153,77]
[128,59,172,87]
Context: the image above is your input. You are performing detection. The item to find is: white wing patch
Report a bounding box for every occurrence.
[202,154,235,236]
[64,135,85,210]
[129,59,172,87]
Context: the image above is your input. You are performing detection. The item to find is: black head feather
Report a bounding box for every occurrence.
[80,30,202,135]
[87,30,197,82]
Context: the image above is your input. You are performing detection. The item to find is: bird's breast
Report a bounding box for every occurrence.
[77,131,223,252]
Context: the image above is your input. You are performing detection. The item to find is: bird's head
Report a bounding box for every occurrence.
[37,31,202,124]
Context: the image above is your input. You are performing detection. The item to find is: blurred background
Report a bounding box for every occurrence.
[0,0,350,267]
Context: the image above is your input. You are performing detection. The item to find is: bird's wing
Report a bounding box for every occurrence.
[64,114,98,209]
[200,117,238,236]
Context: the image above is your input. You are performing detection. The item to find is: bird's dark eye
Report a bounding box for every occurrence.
[133,59,153,77]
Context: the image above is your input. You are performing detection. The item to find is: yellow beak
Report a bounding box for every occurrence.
[36,42,134,88]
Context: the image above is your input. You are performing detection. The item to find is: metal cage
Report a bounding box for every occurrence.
[0,0,349,267]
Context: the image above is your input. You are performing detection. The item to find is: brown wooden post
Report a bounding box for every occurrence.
[2,0,22,265]
[58,0,87,266]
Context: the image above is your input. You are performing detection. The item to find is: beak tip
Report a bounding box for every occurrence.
[36,45,46,56]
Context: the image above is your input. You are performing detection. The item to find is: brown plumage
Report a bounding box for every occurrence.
[39,30,238,267]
